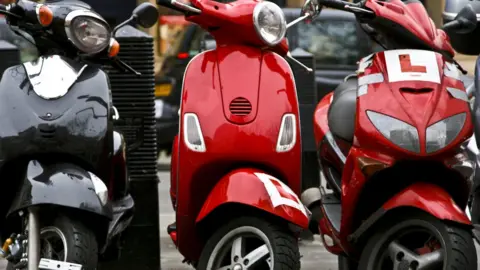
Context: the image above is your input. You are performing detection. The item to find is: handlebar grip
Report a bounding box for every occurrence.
[320,0,353,10]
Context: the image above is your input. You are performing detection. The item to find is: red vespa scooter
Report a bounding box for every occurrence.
[300,0,479,269]
[156,0,316,268]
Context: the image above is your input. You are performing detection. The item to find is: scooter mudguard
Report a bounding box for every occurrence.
[7,160,113,219]
[382,182,470,225]
[196,168,310,229]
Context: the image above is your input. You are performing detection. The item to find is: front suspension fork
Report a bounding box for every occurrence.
[27,207,40,270]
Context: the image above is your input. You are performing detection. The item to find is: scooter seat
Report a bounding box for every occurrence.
[327,76,358,142]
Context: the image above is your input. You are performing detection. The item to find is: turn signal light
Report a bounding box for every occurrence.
[36,5,53,27]
[108,38,120,58]
[183,113,206,152]
[357,157,388,178]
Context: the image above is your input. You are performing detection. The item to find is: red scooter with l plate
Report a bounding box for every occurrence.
[299,0,480,269]
[156,0,318,268]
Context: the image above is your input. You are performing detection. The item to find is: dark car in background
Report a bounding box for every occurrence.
[283,8,377,99]
[155,8,376,154]
[155,22,208,154]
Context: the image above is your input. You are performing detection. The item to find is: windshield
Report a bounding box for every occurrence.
[297,19,369,67]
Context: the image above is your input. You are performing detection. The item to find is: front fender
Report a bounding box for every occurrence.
[8,160,112,219]
[383,182,470,225]
[196,169,309,229]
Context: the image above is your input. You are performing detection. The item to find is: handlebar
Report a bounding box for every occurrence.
[317,0,373,17]
[320,0,358,10]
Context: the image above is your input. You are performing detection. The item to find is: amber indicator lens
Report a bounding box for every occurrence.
[108,38,120,57]
[37,5,53,27]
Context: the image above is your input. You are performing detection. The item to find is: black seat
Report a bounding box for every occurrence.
[327,75,358,142]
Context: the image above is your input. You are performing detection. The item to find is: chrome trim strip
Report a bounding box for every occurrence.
[444,62,460,80]
[35,4,42,24]
[344,74,357,82]
[325,131,346,164]
[358,73,384,86]
[358,85,368,97]
[466,83,475,99]
[64,9,110,54]
[446,87,469,102]
[357,54,374,73]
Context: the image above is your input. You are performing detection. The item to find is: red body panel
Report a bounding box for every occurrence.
[365,0,454,56]
[196,169,309,227]
[354,52,472,156]
[313,49,473,254]
[172,45,302,260]
[382,182,470,225]
[170,135,179,209]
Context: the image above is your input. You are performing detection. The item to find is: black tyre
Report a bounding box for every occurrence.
[8,215,98,270]
[359,211,477,270]
[338,255,357,270]
[197,217,301,270]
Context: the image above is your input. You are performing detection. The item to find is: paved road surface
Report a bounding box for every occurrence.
[2,163,480,269]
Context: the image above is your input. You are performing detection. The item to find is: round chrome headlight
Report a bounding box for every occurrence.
[65,10,111,54]
[253,1,287,46]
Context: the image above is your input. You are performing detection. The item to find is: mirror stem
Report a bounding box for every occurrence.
[287,13,309,29]
[286,52,313,72]
[113,16,136,35]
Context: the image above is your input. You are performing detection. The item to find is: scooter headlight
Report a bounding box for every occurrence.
[276,114,297,152]
[253,1,287,46]
[367,110,420,153]
[65,10,111,54]
[426,113,466,153]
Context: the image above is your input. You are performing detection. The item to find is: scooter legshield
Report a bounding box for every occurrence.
[383,182,470,225]
[196,168,310,229]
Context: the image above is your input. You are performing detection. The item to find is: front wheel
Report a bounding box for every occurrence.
[8,215,98,270]
[359,211,477,270]
[197,216,301,270]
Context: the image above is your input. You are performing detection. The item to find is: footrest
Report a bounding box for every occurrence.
[39,258,82,270]
[167,222,178,246]
[167,222,176,234]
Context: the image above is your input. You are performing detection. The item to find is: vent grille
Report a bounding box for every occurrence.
[103,26,157,182]
[38,125,56,139]
[229,97,252,116]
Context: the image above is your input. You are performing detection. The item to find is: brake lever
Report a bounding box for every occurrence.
[112,58,141,76]
[344,5,374,15]
[455,60,468,75]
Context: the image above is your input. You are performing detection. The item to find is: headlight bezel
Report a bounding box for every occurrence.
[366,110,468,154]
[366,110,421,153]
[64,9,111,55]
[252,1,287,47]
[425,112,467,154]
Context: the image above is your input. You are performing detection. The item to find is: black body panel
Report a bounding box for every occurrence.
[111,130,128,199]
[0,64,113,178]
[8,160,112,218]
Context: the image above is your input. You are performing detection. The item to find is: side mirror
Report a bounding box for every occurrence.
[113,3,159,35]
[443,4,477,34]
[132,2,159,28]
[301,0,322,22]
